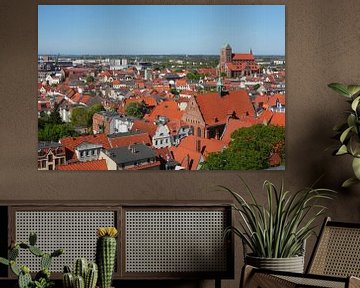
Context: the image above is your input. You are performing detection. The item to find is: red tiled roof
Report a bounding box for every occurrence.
[176,79,187,86]
[195,90,255,126]
[145,100,183,122]
[232,53,254,61]
[60,134,111,160]
[112,80,121,85]
[109,132,151,148]
[253,95,270,105]
[221,119,256,144]
[142,96,157,107]
[269,112,285,127]
[178,135,226,156]
[226,62,247,71]
[131,120,157,137]
[57,159,108,170]
[259,110,273,124]
[71,92,82,103]
[79,94,92,105]
[268,94,286,106]
[169,145,202,170]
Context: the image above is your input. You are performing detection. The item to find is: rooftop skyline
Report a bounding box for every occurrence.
[38,5,285,56]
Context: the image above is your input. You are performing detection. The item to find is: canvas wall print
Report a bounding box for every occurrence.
[37,5,285,171]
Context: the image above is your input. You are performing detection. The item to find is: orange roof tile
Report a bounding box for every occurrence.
[178,135,226,156]
[79,94,92,105]
[232,53,255,61]
[258,110,273,124]
[131,120,157,137]
[57,159,108,170]
[176,79,187,86]
[145,100,183,122]
[142,96,157,107]
[169,146,202,170]
[269,112,285,127]
[268,94,286,106]
[195,90,255,126]
[112,80,121,85]
[71,92,82,103]
[108,132,151,148]
[221,119,256,144]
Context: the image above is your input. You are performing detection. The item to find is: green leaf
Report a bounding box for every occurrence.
[340,126,353,143]
[336,145,348,155]
[351,96,360,111]
[347,85,360,97]
[342,177,360,188]
[347,114,356,128]
[348,135,360,156]
[0,257,9,266]
[352,157,360,179]
[328,83,351,97]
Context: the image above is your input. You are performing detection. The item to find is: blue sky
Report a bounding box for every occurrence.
[38,5,285,55]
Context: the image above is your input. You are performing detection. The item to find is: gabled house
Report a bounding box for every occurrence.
[182,85,255,139]
[38,141,66,170]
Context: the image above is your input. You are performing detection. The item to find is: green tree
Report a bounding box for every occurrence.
[38,123,78,142]
[220,72,227,78]
[71,107,89,127]
[201,124,285,170]
[86,75,95,83]
[125,102,147,119]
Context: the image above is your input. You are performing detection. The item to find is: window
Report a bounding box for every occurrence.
[197,127,202,137]
[48,154,53,162]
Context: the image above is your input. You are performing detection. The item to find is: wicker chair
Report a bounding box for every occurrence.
[241,217,360,288]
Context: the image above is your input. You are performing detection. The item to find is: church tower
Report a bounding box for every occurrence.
[220,43,232,73]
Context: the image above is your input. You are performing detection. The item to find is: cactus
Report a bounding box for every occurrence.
[96,227,118,288]
[63,272,74,288]
[74,258,87,279]
[63,259,98,288]
[41,253,52,270]
[29,232,37,246]
[18,269,32,288]
[85,263,98,288]
[29,245,44,257]
[74,275,85,288]
[0,232,63,288]
[9,246,19,260]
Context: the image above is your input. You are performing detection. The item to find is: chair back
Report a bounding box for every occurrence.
[307,217,360,278]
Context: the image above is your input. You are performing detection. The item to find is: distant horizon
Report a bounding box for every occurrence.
[38,5,285,55]
[38,53,285,57]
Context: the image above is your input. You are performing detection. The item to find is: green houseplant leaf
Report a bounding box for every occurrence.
[328,83,352,98]
[329,82,360,186]
[222,179,335,258]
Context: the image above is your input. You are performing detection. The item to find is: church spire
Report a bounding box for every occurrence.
[250,48,253,55]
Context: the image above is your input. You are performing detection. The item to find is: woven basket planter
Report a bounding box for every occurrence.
[245,254,305,273]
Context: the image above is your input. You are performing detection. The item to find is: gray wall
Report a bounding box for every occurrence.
[1,0,360,287]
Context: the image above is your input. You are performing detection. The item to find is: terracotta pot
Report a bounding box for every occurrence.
[245,254,305,273]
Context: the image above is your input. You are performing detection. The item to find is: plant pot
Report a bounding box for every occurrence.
[245,254,305,273]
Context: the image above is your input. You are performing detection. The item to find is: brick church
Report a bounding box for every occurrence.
[219,44,260,78]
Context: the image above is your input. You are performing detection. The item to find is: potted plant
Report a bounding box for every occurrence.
[328,83,360,187]
[222,179,334,273]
